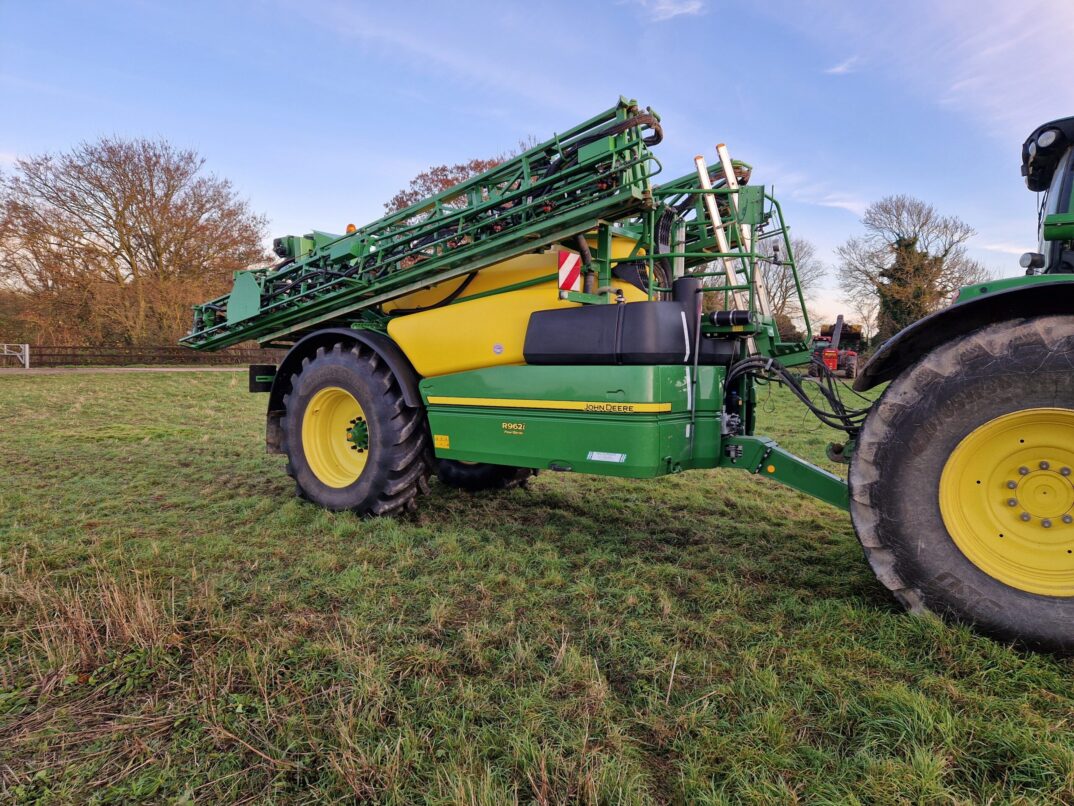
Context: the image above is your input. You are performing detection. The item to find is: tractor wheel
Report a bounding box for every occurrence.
[281,342,430,515]
[849,316,1074,651]
[844,355,858,380]
[436,460,536,492]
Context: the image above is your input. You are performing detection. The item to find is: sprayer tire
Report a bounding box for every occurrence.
[436,460,536,492]
[281,342,430,516]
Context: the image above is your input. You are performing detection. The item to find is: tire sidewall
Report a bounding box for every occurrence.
[285,351,394,511]
[853,317,1074,650]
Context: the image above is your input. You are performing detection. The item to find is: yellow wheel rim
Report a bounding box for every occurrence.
[301,386,369,488]
[939,408,1074,596]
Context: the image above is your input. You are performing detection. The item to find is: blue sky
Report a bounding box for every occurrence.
[2,0,1072,319]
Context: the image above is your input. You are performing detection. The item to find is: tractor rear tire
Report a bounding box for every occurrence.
[281,342,430,516]
[436,460,536,492]
[849,316,1074,651]
[844,355,858,379]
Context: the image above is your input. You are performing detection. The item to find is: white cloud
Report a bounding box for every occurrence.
[287,1,587,116]
[762,0,1074,141]
[751,157,869,217]
[824,56,859,75]
[634,0,704,21]
[930,2,1074,138]
[980,241,1031,256]
[815,194,869,216]
[0,152,17,166]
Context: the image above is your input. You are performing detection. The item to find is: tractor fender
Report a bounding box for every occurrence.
[854,279,1074,391]
[265,328,422,453]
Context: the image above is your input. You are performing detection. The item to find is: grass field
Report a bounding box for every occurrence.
[2,371,1073,804]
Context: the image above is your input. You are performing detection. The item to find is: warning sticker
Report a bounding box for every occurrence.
[558,251,582,292]
[433,434,450,449]
[586,451,627,463]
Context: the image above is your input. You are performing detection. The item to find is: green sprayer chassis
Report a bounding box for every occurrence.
[183,98,1074,651]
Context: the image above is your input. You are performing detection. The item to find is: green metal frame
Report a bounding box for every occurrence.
[182,99,662,350]
[184,98,848,510]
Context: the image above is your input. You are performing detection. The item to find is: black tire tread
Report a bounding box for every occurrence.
[850,315,1074,649]
[436,460,537,492]
[280,342,430,517]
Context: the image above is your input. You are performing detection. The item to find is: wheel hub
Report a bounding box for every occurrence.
[301,386,370,488]
[347,417,369,452]
[939,408,1074,597]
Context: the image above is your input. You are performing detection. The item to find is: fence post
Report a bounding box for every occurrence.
[0,344,30,368]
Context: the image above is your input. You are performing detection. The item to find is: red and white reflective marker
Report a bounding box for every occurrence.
[557,251,582,292]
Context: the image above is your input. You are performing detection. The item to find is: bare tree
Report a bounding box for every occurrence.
[756,236,826,321]
[836,195,988,342]
[384,137,537,214]
[848,295,880,342]
[384,157,505,215]
[0,138,267,345]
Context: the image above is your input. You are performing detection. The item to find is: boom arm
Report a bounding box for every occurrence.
[181,99,814,365]
[182,99,662,350]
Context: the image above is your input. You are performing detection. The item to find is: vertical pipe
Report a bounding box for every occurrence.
[673,220,686,280]
[716,144,772,319]
[693,156,744,310]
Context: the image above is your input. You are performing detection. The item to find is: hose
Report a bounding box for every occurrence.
[537,111,663,187]
[387,272,477,316]
[724,355,872,437]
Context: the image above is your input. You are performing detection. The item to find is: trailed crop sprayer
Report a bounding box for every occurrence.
[183,100,1074,650]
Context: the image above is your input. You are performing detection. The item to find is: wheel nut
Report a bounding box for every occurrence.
[1007,480,1018,489]
[1021,512,1032,522]
[1064,515,1073,525]
[1040,460,1051,470]
[1019,466,1030,475]
[1062,467,1071,477]
[1007,498,1018,507]
[1043,519,1053,528]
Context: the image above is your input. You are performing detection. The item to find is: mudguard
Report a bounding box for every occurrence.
[855,278,1074,391]
[265,328,422,453]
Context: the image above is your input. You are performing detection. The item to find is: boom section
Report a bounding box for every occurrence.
[182,99,662,350]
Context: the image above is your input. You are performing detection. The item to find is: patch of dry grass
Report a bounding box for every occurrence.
[1,372,1073,803]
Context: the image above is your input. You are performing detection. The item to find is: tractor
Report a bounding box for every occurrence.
[809,314,863,378]
[182,101,1074,651]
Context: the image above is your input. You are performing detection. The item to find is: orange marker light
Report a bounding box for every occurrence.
[345,223,357,234]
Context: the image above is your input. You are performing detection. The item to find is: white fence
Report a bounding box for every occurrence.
[0,344,30,368]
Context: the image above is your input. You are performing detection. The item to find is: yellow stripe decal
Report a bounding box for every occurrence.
[427,396,672,413]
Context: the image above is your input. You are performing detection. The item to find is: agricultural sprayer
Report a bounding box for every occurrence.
[182,100,1074,651]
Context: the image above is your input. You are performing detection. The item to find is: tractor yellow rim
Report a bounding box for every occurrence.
[301,386,369,488]
[939,408,1074,596]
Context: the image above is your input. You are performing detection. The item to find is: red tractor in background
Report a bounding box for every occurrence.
[809,315,863,379]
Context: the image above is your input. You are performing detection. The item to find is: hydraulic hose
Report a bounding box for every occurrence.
[538,111,663,185]
[387,272,477,316]
[724,355,872,437]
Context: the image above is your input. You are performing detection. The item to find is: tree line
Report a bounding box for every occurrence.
[0,136,988,347]
[0,139,267,346]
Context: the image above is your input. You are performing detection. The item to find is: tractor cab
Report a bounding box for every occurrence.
[1021,116,1074,274]
[810,335,831,365]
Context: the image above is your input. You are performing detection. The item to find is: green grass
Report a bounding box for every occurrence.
[1,371,1073,804]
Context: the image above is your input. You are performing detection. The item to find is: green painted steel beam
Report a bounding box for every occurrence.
[181,98,662,351]
[720,435,849,510]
